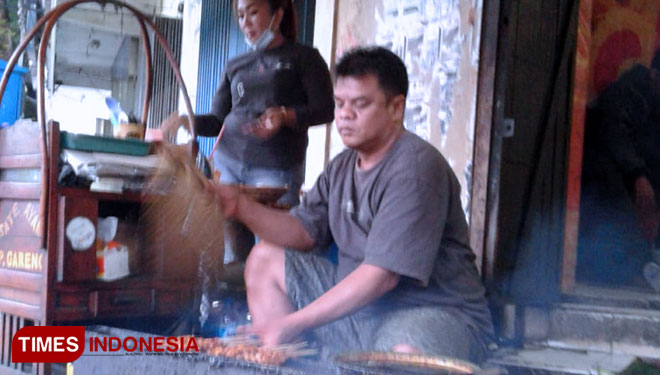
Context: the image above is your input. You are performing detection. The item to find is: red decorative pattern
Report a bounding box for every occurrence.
[588,0,660,98]
[593,29,641,93]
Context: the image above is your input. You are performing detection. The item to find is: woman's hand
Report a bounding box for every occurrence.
[160,111,191,143]
[249,107,290,139]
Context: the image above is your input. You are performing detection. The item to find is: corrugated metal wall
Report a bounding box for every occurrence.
[195,0,247,155]
[148,17,184,129]
[134,16,183,128]
[195,0,316,156]
[295,0,316,45]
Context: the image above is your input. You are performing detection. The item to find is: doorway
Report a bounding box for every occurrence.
[563,0,660,295]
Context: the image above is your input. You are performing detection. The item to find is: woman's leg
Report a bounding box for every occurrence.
[213,149,255,263]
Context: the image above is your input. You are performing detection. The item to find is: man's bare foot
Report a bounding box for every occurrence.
[390,344,422,354]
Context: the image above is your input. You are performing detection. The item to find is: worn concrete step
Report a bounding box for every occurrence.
[487,347,638,375]
[546,303,660,358]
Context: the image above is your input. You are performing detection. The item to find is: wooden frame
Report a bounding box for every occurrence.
[471,0,501,279]
[561,0,593,292]
[0,120,45,375]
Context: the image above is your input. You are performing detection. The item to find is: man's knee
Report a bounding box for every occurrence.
[244,241,285,287]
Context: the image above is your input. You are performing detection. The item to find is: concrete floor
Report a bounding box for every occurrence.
[488,347,639,375]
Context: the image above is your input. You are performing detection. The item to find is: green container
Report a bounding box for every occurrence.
[60,131,150,156]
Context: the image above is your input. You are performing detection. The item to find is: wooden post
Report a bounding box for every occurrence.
[561,0,593,292]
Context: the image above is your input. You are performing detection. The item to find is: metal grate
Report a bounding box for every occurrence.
[0,313,34,374]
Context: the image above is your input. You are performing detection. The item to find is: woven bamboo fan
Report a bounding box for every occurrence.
[140,143,224,281]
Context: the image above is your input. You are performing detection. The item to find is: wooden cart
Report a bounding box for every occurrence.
[0,1,201,374]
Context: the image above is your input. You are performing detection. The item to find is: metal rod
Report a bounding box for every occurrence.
[138,18,153,127]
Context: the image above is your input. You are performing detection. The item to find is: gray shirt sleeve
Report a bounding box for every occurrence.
[194,70,232,137]
[291,48,334,130]
[290,168,333,248]
[362,170,449,287]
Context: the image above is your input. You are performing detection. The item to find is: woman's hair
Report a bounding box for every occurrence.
[233,0,297,41]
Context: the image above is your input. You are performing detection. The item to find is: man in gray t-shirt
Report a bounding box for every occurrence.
[213,46,494,363]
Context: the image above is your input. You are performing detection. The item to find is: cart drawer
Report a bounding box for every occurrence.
[154,288,192,315]
[56,291,89,310]
[91,289,153,317]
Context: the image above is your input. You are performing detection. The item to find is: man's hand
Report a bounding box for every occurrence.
[635,176,656,213]
[160,111,190,143]
[639,212,659,244]
[247,107,289,139]
[634,176,659,243]
[207,182,244,219]
[246,316,303,347]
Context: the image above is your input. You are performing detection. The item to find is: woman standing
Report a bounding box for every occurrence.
[165,0,334,262]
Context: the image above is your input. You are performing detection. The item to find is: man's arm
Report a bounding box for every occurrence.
[599,78,658,242]
[292,264,399,327]
[634,176,659,243]
[254,264,399,345]
[599,82,648,183]
[215,184,315,250]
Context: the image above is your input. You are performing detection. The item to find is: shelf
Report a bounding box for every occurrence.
[54,275,193,291]
[58,186,143,202]
[49,122,196,323]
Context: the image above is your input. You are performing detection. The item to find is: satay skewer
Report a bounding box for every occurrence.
[194,334,316,365]
[271,341,308,351]
[217,334,259,345]
[286,348,318,358]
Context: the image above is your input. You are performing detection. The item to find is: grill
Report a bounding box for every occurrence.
[75,327,501,375]
[74,326,335,375]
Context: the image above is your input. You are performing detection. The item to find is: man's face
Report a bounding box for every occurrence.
[333,74,404,152]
